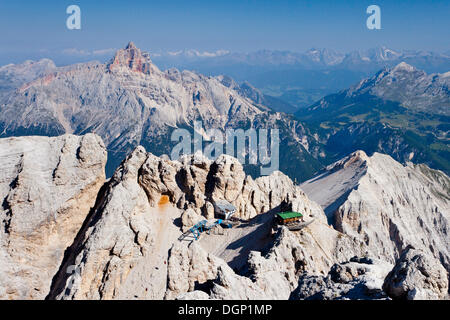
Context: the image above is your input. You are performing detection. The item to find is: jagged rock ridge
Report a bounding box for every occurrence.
[301,150,450,276]
[0,134,448,300]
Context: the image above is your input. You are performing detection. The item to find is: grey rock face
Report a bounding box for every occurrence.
[383,246,449,300]
[302,150,450,276]
[0,59,56,97]
[44,148,449,301]
[48,146,183,300]
[43,143,369,301]
[290,257,393,300]
[208,264,291,300]
[175,290,210,300]
[165,241,227,300]
[0,134,106,299]
[305,62,450,117]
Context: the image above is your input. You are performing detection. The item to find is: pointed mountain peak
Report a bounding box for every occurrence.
[392,61,416,73]
[126,41,137,50]
[325,150,370,172]
[108,42,152,74]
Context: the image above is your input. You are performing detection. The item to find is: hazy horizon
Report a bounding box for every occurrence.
[0,0,449,66]
[3,45,450,68]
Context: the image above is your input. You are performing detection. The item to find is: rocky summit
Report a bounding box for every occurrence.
[107,42,152,75]
[0,134,448,300]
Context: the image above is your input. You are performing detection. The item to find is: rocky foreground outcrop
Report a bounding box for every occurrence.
[383,246,448,300]
[47,146,344,299]
[0,134,106,299]
[0,134,448,300]
[166,226,363,300]
[290,257,393,300]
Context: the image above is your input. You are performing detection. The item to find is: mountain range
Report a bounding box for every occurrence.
[0,42,322,180]
[38,45,449,110]
[152,46,450,109]
[296,62,450,175]
[153,46,450,72]
[0,43,448,180]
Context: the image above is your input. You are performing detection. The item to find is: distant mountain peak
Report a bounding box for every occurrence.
[107,42,152,74]
[314,62,449,118]
[304,47,344,65]
[391,61,416,73]
[125,41,137,50]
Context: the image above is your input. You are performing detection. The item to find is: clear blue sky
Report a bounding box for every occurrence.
[0,0,449,64]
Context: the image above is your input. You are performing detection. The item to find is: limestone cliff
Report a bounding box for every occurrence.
[0,134,106,299]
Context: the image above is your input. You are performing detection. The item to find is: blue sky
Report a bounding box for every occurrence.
[0,0,449,65]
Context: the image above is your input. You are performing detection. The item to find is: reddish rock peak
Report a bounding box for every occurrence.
[108,42,152,74]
